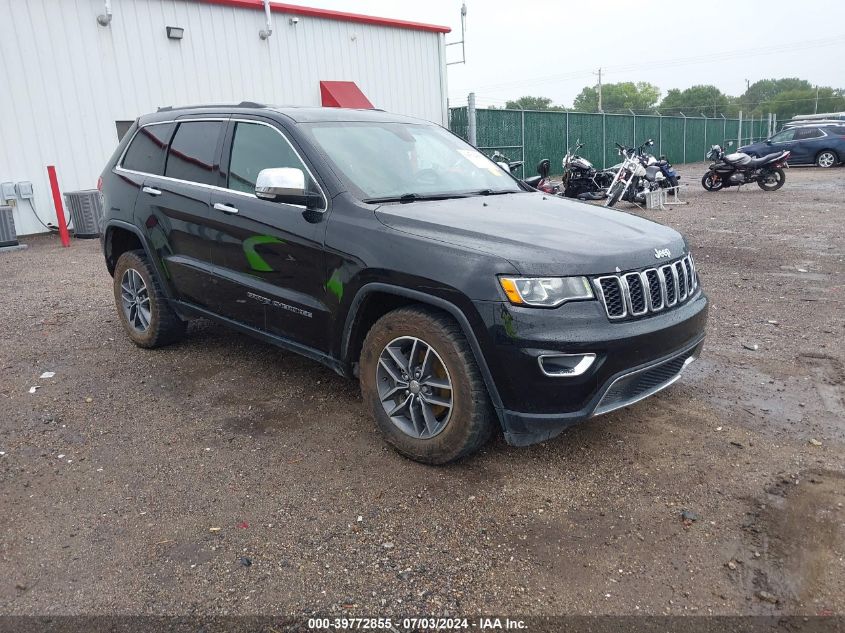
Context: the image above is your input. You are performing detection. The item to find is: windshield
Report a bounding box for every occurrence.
[302,121,523,201]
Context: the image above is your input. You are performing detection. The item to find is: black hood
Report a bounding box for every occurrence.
[375,192,687,276]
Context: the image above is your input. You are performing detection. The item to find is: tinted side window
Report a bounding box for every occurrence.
[228,122,314,194]
[165,121,224,186]
[770,129,794,143]
[121,123,175,174]
[794,127,823,140]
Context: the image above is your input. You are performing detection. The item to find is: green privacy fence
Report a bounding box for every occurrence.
[448,107,772,178]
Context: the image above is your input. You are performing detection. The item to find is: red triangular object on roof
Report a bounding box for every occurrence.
[320,81,374,109]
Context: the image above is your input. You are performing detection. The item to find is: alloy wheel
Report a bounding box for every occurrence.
[120,268,151,332]
[376,336,453,439]
[817,152,836,168]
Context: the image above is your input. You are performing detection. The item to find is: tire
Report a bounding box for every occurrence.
[359,306,494,464]
[605,181,624,207]
[663,175,679,190]
[701,172,723,191]
[816,150,837,168]
[757,167,785,191]
[113,250,186,348]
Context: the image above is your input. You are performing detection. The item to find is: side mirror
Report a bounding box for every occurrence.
[255,167,318,207]
[765,139,772,145]
[647,139,655,146]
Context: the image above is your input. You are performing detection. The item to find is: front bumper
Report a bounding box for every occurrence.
[472,291,708,446]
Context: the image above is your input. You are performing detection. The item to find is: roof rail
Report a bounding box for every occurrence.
[157,101,266,112]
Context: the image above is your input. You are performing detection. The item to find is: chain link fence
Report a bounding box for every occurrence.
[448,106,773,178]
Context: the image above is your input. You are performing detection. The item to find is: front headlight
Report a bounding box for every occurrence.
[498,276,594,307]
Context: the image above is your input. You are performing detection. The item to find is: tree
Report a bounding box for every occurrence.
[572,82,660,113]
[503,96,564,111]
[741,78,813,114]
[758,87,845,120]
[659,85,736,117]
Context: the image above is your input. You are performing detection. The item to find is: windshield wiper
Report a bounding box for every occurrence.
[471,189,518,196]
[362,193,469,204]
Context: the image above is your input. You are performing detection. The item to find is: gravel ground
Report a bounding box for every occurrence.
[1,163,843,618]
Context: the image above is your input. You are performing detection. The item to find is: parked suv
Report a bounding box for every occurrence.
[740,123,845,168]
[99,104,708,464]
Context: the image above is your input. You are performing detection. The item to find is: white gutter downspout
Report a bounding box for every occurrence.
[97,0,113,26]
[259,0,273,39]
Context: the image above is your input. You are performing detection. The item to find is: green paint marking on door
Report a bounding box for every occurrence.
[325,269,344,301]
[243,235,285,272]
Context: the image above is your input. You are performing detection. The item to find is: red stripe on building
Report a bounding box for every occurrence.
[196,0,451,33]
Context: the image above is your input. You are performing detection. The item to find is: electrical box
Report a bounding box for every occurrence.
[1,182,15,202]
[16,181,34,199]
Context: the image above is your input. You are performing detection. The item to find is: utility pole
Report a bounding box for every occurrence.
[814,85,819,114]
[594,67,603,112]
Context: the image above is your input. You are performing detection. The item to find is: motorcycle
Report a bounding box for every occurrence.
[701,143,789,192]
[491,150,524,176]
[523,159,559,194]
[559,140,613,199]
[604,140,666,207]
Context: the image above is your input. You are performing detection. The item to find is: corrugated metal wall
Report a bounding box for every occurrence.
[450,108,773,176]
[0,0,446,235]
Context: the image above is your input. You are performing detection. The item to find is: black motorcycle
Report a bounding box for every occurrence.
[701,144,789,192]
[559,140,614,199]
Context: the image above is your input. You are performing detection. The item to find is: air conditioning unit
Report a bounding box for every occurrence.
[64,190,103,238]
[0,206,18,247]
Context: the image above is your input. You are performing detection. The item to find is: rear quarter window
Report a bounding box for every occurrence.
[121,123,176,174]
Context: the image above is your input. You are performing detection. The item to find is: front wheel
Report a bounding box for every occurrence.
[605,181,624,207]
[662,175,679,190]
[359,307,494,464]
[816,151,837,168]
[701,172,723,191]
[757,168,785,191]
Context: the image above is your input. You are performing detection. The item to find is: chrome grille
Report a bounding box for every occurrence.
[594,255,698,320]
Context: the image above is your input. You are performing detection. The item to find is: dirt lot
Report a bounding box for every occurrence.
[1,163,843,618]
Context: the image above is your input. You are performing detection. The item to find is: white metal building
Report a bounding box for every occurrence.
[0,0,450,236]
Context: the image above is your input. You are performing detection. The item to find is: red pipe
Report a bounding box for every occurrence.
[46,165,70,247]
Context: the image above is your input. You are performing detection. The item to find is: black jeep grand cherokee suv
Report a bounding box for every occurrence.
[99,104,707,464]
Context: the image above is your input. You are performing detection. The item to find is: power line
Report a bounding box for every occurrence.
[451,35,845,94]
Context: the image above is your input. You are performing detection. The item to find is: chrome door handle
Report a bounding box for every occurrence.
[142,186,162,196]
[213,203,239,214]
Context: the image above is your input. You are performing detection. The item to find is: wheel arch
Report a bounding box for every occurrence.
[341,283,505,415]
[102,220,174,298]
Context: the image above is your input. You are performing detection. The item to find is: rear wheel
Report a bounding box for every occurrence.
[816,150,837,168]
[359,307,494,464]
[605,182,624,207]
[757,167,785,191]
[701,171,723,191]
[113,250,186,348]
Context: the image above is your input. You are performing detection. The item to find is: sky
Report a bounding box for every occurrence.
[310,0,845,109]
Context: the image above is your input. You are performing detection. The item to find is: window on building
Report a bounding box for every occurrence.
[227,122,313,195]
[164,121,224,186]
[121,123,176,175]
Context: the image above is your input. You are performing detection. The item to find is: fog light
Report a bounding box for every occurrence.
[538,353,596,377]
